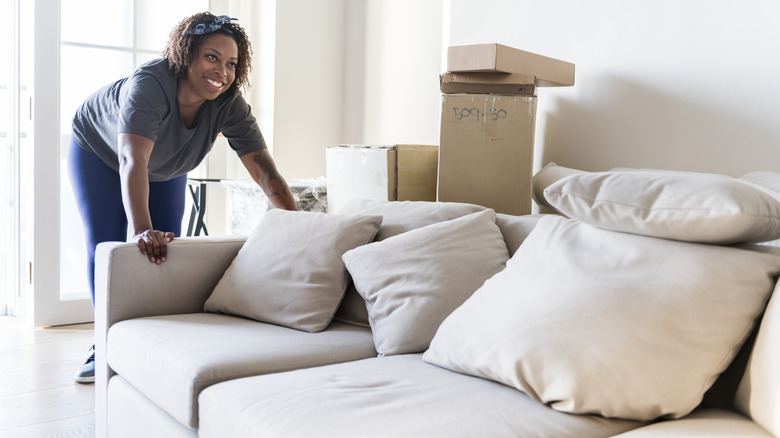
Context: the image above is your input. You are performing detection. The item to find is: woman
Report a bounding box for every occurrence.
[68,12,297,383]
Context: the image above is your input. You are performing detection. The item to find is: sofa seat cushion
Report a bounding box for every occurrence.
[610,409,773,437]
[107,313,375,429]
[198,354,642,438]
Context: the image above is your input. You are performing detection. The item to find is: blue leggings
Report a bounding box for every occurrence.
[67,139,187,305]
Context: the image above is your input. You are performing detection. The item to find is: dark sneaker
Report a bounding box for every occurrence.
[75,345,95,384]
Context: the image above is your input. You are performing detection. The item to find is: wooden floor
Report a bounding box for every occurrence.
[0,316,96,437]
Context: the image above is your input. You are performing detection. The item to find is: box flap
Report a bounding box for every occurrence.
[440,72,536,95]
[446,43,574,87]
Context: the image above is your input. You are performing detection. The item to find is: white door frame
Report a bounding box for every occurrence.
[30,0,93,327]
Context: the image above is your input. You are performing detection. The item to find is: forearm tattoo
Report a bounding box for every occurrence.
[253,152,289,199]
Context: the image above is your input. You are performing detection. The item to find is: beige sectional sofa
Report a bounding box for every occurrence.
[96,166,780,437]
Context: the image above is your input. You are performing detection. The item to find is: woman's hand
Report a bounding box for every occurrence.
[118,132,172,264]
[134,229,175,264]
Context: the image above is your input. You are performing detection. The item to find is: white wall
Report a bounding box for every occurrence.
[43,0,775,240]
[264,0,443,179]
[259,0,780,182]
[350,0,443,146]
[271,0,348,179]
[446,0,780,176]
[200,0,349,233]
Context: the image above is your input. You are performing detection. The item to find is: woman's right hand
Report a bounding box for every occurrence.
[134,229,175,264]
[118,133,171,265]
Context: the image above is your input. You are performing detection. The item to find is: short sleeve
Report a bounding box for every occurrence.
[118,72,171,142]
[218,95,267,157]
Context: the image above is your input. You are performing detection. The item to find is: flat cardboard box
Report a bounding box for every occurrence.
[440,72,536,95]
[438,94,537,215]
[447,43,575,87]
[326,144,439,212]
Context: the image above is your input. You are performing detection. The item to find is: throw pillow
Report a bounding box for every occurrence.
[204,209,382,333]
[423,215,780,421]
[333,199,487,327]
[342,209,509,356]
[543,169,780,244]
[740,171,780,200]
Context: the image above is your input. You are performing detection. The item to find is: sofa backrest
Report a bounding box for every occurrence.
[736,279,780,435]
[495,213,542,256]
[531,162,586,213]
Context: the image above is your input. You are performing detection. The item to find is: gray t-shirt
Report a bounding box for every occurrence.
[71,58,266,181]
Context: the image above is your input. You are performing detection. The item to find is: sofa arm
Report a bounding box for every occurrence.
[94,236,246,326]
[94,236,245,438]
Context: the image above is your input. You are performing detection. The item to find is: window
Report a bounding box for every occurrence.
[58,0,208,300]
[1,0,32,316]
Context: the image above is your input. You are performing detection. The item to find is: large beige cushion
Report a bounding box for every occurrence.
[198,354,642,438]
[204,209,382,332]
[333,199,486,327]
[542,168,780,244]
[342,210,509,356]
[107,313,375,428]
[424,215,780,421]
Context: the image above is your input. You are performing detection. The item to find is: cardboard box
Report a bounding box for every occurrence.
[326,144,439,212]
[440,72,536,95]
[447,43,575,87]
[437,94,536,215]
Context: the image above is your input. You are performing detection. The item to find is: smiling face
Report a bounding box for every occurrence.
[178,33,239,105]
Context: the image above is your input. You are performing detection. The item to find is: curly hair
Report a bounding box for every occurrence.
[163,12,253,98]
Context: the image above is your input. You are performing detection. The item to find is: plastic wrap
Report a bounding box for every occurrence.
[221,177,328,235]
